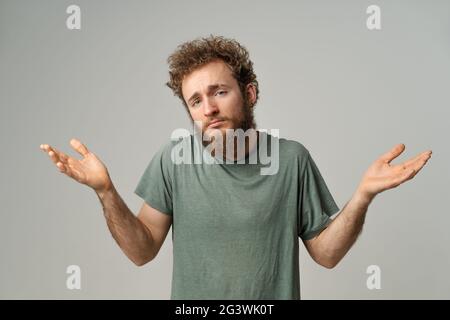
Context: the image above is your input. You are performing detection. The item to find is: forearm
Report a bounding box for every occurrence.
[96,183,155,266]
[310,144,432,268]
[315,190,374,267]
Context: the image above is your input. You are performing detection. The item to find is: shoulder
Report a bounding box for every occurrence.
[277,135,311,159]
[264,133,311,173]
[156,134,192,157]
[146,136,189,173]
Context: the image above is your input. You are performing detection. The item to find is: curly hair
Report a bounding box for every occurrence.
[166,35,260,110]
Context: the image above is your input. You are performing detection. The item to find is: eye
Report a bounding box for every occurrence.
[216,90,227,96]
[192,99,200,107]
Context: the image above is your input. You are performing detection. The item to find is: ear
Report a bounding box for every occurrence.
[246,83,257,108]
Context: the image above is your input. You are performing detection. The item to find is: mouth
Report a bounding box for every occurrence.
[207,120,225,129]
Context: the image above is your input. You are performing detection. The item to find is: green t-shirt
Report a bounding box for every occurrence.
[134,131,339,299]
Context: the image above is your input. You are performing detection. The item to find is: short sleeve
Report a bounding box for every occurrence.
[298,152,339,240]
[134,143,174,216]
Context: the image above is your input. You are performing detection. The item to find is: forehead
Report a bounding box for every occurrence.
[181,60,236,98]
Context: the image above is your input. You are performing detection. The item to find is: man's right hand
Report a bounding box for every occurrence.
[40,138,112,193]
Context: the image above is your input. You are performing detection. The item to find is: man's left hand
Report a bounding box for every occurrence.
[356,144,432,201]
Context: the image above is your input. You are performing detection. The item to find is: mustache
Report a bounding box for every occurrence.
[208,117,225,122]
[205,118,226,127]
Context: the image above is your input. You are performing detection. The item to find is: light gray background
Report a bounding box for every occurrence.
[1,0,449,299]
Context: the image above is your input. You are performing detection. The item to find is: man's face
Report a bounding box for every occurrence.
[181,59,256,138]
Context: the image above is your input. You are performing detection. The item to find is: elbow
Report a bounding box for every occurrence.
[321,261,337,269]
[317,256,341,269]
[131,253,155,267]
[133,259,149,267]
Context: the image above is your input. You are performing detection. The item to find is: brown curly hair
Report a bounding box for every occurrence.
[166,34,260,111]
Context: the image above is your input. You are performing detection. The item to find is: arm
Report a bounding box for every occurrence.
[96,184,172,266]
[304,144,432,269]
[40,139,172,267]
[303,189,372,269]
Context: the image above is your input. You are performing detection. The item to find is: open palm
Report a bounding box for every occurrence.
[40,138,111,192]
[357,144,432,198]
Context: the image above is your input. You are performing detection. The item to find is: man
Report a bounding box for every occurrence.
[39,35,432,299]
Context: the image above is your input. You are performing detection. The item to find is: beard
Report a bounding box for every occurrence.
[197,98,257,161]
[236,97,256,132]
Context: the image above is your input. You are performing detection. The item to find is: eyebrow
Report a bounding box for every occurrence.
[187,83,230,105]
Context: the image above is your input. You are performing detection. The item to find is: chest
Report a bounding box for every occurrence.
[172,164,298,238]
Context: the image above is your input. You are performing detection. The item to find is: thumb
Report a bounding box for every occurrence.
[379,143,405,164]
[70,138,90,157]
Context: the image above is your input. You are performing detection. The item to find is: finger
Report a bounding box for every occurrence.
[399,150,432,171]
[40,144,59,156]
[70,138,89,157]
[391,168,416,188]
[56,161,66,173]
[40,144,52,152]
[40,144,78,177]
[392,154,431,187]
[45,147,63,166]
[41,145,69,169]
[379,144,406,164]
[409,152,431,175]
[41,144,57,163]
[56,160,79,180]
[403,168,417,183]
[51,146,70,164]
[42,144,60,165]
[52,146,75,165]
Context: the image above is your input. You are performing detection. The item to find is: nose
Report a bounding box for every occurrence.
[203,97,219,117]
